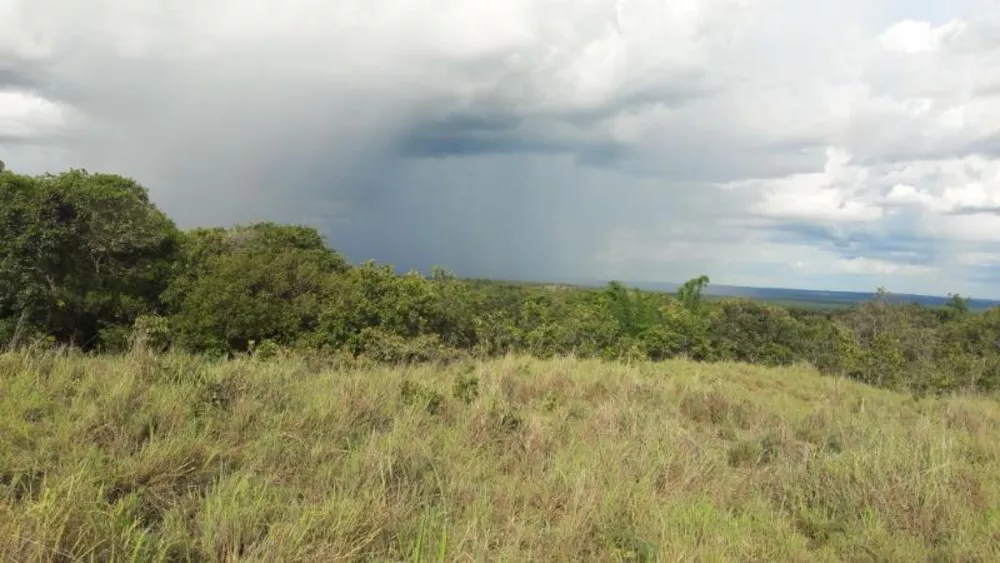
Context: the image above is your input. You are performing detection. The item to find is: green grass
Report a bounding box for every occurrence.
[2,349,1000,561]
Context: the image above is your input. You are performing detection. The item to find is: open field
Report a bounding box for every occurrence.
[2,351,1000,561]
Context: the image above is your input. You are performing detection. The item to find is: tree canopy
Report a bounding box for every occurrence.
[0,169,180,348]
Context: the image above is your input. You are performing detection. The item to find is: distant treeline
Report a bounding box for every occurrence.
[2,168,999,394]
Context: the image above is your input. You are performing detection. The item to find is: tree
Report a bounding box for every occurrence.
[706,298,803,366]
[0,169,180,348]
[163,223,348,353]
[0,160,6,173]
[676,275,710,311]
[936,307,1000,392]
[602,281,659,337]
[832,289,942,391]
[642,297,710,361]
[428,266,477,348]
[941,293,970,322]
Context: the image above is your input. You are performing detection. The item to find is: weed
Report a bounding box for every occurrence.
[452,374,479,404]
[400,380,445,415]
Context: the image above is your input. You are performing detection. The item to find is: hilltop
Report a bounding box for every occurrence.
[2,351,999,561]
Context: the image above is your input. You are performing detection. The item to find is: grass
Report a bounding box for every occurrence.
[2,349,1000,561]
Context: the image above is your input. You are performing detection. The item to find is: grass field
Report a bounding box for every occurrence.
[2,350,1000,562]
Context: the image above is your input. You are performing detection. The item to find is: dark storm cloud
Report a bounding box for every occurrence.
[0,67,43,89]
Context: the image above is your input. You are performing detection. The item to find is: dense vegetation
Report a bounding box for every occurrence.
[3,167,1000,395]
[3,351,1000,561]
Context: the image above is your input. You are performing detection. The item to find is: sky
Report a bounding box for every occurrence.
[3,0,1000,298]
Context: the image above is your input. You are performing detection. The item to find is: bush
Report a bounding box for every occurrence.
[164,224,346,353]
[706,299,804,366]
[354,328,465,365]
[0,169,181,349]
[130,314,172,353]
[249,339,284,362]
[641,298,710,361]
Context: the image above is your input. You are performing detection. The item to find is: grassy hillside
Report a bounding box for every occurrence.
[2,351,1000,561]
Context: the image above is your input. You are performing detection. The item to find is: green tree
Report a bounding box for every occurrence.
[0,169,180,348]
[554,297,622,359]
[164,223,348,353]
[938,292,970,323]
[602,281,659,337]
[428,267,478,349]
[309,261,447,354]
[706,299,804,366]
[641,297,710,361]
[516,296,561,358]
[936,307,1000,392]
[676,275,710,311]
[796,315,860,376]
[831,290,943,391]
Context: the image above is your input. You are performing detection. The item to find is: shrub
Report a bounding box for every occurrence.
[706,299,804,366]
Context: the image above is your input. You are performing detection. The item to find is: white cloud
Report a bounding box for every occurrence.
[593,224,935,292]
[957,251,1000,267]
[878,19,966,53]
[830,256,933,276]
[731,148,884,223]
[0,90,75,141]
[727,148,1000,244]
[922,213,1000,243]
[883,184,936,207]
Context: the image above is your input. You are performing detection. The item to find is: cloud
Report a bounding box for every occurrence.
[0,90,78,144]
[878,19,966,54]
[732,148,885,223]
[2,0,1000,297]
[830,256,934,276]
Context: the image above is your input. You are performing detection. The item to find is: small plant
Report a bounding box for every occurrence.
[727,440,762,467]
[609,532,658,563]
[130,314,172,353]
[759,433,782,463]
[679,389,751,428]
[727,434,782,467]
[198,378,237,411]
[249,339,282,361]
[452,374,479,404]
[400,380,445,415]
[407,511,448,562]
[542,392,560,412]
[497,409,523,433]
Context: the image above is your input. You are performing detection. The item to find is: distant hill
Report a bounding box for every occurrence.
[488,277,1000,311]
[697,284,1000,311]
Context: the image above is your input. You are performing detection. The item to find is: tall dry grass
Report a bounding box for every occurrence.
[1,348,999,561]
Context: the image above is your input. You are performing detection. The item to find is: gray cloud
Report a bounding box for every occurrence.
[0,67,43,90]
[3,0,1000,297]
